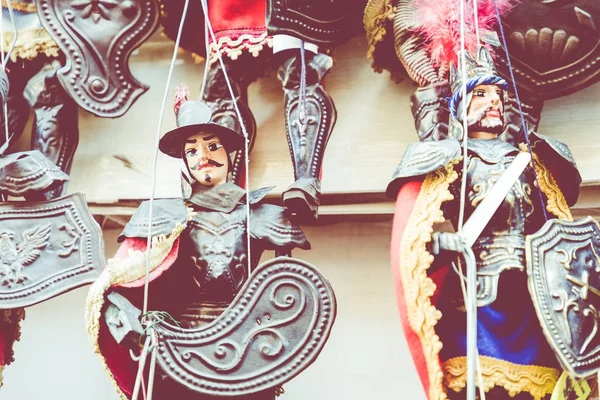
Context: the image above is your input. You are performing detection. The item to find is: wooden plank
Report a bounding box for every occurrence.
[11,35,600,204]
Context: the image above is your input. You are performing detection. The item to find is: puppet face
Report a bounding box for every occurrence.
[467,84,505,137]
[184,132,229,187]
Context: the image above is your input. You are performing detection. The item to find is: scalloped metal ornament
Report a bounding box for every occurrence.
[35,0,159,117]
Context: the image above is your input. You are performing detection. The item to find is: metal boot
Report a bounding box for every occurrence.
[278,51,337,219]
[24,61,79,200]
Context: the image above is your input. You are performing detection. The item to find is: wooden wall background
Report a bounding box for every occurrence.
[14,34,600,218]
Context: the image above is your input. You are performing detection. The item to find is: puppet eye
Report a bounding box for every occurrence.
[208,142,223,152]
[185,148,197,157]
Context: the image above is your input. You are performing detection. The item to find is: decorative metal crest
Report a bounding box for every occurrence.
[36,0,160,117]
[153,257,337,396]
[526,217,600,377]
[496,0,600,99]
[0,192,105,308]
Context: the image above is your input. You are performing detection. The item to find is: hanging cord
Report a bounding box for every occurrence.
[457,1,477,399]
[198,0,252,275]
[298,40,307,126]
[199,2,210,99]
[492,0,548,222]
[142,0,191,317]
[134,1,191,398]
[472,0,480,58]
[0,0,17,153]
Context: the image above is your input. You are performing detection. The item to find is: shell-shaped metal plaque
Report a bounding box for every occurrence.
[153,257,337,396]
[0,193,105,308]
[526,217,600,378]
[496,0,600,99]
[35,0,159,117]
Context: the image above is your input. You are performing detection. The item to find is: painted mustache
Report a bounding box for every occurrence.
[468,105,503,126]
[190,159,224,171]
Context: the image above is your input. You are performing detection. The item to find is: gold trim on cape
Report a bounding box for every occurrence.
[520,144,573,221]
[363,0,394,59]
[397,161,458,400]
[3,29,59,61]
[1,0,36,13]
[85,224,185,400]
[443,356,560,400]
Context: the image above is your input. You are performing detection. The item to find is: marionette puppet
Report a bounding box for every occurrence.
[85,89,336,399]
[0,0,162,199]
[364,0,600,144]
[160,0,365,219]
[386,43,600,400]
[0,71,105,386]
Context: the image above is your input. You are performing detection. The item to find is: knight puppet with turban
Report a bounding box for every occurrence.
[387,45,583,400]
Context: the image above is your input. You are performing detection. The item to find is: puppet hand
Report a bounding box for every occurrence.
[430,232,465,255]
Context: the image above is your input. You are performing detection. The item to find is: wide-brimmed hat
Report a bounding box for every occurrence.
[159,96,244,158]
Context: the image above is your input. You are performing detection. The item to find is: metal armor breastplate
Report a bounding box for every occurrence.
[179,206,249,304]
[459,140,536,306]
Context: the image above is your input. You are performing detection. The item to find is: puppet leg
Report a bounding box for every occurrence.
[0,63,31,153]
[24,61,79,200]
[201,58,257,187]
[277,49,337,219]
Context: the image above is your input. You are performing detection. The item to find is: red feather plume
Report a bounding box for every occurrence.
[173,84,189,116]
[415,0,515,74]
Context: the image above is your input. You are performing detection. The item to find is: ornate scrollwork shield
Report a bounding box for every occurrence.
[526,217,600,377]
[153,257,336,396]
[0,192,105,308]
[35,0,159,117]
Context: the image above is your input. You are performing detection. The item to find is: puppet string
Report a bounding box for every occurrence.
[142,0,190,347]
[458,1,478,399]
[199,0,210,99]
[199,0,252,276]
[473,0,480,59]
[492,0,548,222]
[131,336,152,400]
[1,0,17,149]
[299,40,307,125]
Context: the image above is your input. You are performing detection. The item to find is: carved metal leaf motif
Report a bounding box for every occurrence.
[71,0,118,22]
[18,224,52,266]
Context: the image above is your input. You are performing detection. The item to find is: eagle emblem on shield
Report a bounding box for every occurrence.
[526,217,600,378]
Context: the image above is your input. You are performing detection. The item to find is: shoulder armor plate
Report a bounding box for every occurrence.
[118,199,187,242]
[0,151,68,197]
[531,132,581,206]
[386,140,461,198]
[250,204,310,251]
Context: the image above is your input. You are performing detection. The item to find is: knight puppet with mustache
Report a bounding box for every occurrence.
[387,46,582,399]
[85,88,310,399]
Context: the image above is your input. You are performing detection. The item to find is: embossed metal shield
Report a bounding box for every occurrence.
[36,0,159,117]
[0,193,105,308]
[526,217,600,377]
[153,257,336,396]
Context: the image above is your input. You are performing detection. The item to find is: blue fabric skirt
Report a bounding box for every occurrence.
[437,269,558,368]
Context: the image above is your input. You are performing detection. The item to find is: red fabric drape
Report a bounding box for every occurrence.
[208,0,266,39]
[390,180,450,399]
[98,237,181,397]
